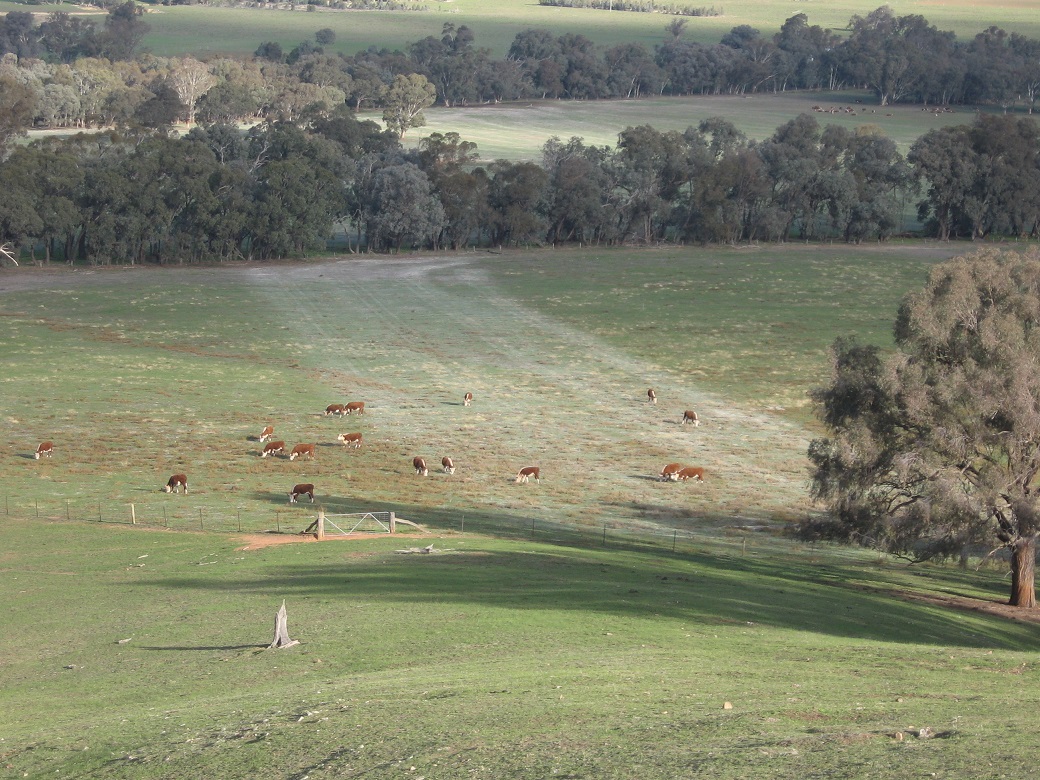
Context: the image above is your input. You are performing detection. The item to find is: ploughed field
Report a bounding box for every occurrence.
[4,244,1038,779]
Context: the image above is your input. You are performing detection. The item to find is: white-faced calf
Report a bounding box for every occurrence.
[463,392,473,407]
[324,404,346,416]
[337,432,363,449]
[675,466,704,482]
[163,474,188,493]
[289,483,314,503]
[413,456,429,476]
[659,462,683,481]
[289,443,315,461]
[515,466,540,483]
[345,401,365,415]
[259,425,274,442]
[261,440,285,458]
[647,388,657,404]
[681,410,700,427]
[441,456,455,474]
[34,441,53,460]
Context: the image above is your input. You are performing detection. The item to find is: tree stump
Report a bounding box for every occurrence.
[269,600,300,649]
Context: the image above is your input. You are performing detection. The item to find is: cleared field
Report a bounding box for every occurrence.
[3,245,1039,779]
[2,0,1037,58]
[404,90,978,161]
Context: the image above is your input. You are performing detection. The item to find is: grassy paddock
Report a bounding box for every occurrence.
[3,245,1038,777]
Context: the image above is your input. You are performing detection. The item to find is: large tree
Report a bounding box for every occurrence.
[808,248,1040,608]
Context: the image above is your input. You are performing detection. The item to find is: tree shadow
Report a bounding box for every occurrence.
[141,644,266,651]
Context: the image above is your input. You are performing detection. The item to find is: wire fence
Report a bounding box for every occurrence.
[2,494,781,558]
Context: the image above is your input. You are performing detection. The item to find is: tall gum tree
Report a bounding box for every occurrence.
[809,248,1040,608]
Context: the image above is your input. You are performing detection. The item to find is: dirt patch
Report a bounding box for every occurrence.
[900,590,1040,625]
[235,530,432,550]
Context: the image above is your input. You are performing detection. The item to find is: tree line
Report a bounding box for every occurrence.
[2,3,1040,141]
[0,108,1037,265]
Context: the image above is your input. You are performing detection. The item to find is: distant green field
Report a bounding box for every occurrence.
[401,90,979,161]
[1,0,1037,58]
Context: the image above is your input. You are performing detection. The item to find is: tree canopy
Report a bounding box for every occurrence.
[808,248,1040,608]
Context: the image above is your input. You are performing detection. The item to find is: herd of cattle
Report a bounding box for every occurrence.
[32,388,703,506]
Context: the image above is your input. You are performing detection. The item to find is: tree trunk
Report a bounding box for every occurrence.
[1009,537,1036,608]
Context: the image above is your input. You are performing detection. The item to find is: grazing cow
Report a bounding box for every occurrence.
[413,456,429,476]
[337,432,363,449]
[659,462,683,481]
[681,410,700,427]
[675,466,705,482]
[163,474,188,494]
[344,401,365,415]
[289,443,316,461]
[259,425,274,443]
[515,466,540,483]
[289,483,314,503]
[261,440,285,458]
[647,388,657,404]
[34,441,53,460]
[324,404,346,416]
[463,392,473,407]
[442,456,456,474]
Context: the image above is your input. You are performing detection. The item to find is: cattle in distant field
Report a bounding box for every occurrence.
[413,456,429,476]
[324,404,346,416]
[463,392,473,406]
[289,483,314,503]
[337,432,363,449]
[289,443,315,461]
[34,441,53,460]
[681,410,700,427]
[261,440,285,458]
[163,474,188,494]
[647,388,657,404]
[259,425,274,442]
[515,466,540,483]
[675,466,704,482]
[441,456,456,474]
[659,462,683,481]
[344,401,365,415]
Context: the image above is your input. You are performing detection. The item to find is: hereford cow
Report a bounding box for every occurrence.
[413,456,429,476]
[681,410,700,427]
[675,466,705,482]
[261,440,285,458]
[515,466,540,483]
[344,401,365,415]
[259,425,275,442]
[289,443,316,461]
[647,388,657,404]
[659,462,683,481]
[324,404,346,416]
[289,483,314,503]
[441,456,456,474]
[163,474,188,494]
[463,392,473,407]
[337,432,363,449]
[34,441,53,460]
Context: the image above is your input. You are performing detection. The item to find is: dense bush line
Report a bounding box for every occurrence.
[0,109,1036,265]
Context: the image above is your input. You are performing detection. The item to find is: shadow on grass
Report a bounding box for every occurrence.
[140,500,1040,652]
[141,644,266,651]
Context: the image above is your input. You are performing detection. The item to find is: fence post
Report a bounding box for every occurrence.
[66,500,70,522]
[602,524,607,546]
[276,511,280,532]
[199,508,204,531]
[35,499,39,518]
[317,509,325,540]
[672,530,677,553]
[742,536,746,556]
[163,505,168,527]
[130,504,136,525]
[389,511,396,534]
[237,509,241,532]
[461,515,464,534]
[98,501,102,523]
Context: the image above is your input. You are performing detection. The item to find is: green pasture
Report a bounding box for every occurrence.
[3,245,1038,778]
[403,90,979,161]
[3,0,1039,59]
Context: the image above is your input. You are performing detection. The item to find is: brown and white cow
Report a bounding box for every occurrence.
[675,466,705,482]
[289,483,314,503]
[344,401,365,416]
[34,441,53,460]
[515,466,540,483]
[324,404,346,416]
[647,388,657,404]
[441,456,456,474]
[337,432,363,449]
[463,392,473,407]
[681,410,700,427]
[289,443,315,461]
[261,440,285,458]
[413,456,429,476]
[659,462,683,481]
[259,425,275,443]
[163,474,188,494]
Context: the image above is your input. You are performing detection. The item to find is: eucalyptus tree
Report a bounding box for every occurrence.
[809,248,1040,608]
